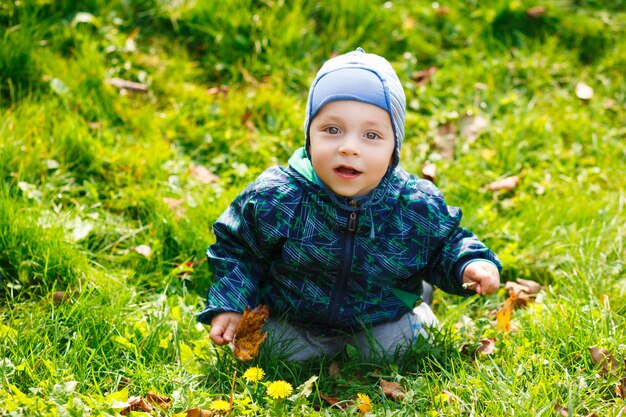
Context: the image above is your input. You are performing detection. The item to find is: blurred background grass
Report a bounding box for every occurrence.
[1,0,625,415]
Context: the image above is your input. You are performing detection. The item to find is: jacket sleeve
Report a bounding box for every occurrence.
[420,188,502,296]
[197,181,278,324]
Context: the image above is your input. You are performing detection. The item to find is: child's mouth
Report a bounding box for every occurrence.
[335,166,361,177]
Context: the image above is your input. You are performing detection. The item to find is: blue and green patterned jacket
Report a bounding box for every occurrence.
[198,148,501,334]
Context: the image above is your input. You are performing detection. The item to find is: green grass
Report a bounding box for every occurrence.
[1,0,625,415]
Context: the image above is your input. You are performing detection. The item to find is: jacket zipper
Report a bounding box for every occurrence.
[327,211,357,326]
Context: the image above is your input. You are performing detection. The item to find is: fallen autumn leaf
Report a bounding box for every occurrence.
[477,338,496,355]
[233,305,269,361]
[381,378,405,401]
[496,292,516,332]
[588,347,620,376]
[486,175,520,192]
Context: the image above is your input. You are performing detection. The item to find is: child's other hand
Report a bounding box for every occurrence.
[462,261,500,295]
[210,312,243,345]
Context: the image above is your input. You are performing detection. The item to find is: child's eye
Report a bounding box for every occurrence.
[326,126,340,134]
[365,132,381,140]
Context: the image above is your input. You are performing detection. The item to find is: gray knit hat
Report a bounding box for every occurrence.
[304,48,406,168]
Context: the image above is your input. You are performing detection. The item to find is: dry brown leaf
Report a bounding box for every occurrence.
[554,403,569,416]
[320,393,346,409]
[380,379,405,401]
[163,197,186,218]
[459,114,488,143]
[207,85,229,98]
[617,377,626,399]
[411,66,437,86]
[328,361,341,379]
[515,278,542,295]
[477,338,496,355]
[118,376,130,389]
[233,305,269,361]
[496,292,516,332]
[575,81,593,100]
[240,109,256,132]
[504,282,531,306]
[190,164,219,184]
[486,175,520,192]
[52,291,69,305]
[600,294,610,310]
[504,281,528,296]
[434,121,456,160]
[526,6,546,18]
[589,347,620,376]
[421,161,436,183]
[435,6,450,16]
[105,77,148,93]
[240,67,259,87]
[121,396,154,415]
[145,392,171,410]
[184,407,213,417]
[585,413,600,417]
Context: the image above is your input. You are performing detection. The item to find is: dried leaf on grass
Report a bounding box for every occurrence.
[617,377,626,400]
[233,305,269,361]
[163,197,186,218]
[486,175,520,192]
[320,393,346,409]
[183,407,213,417]
[190,164,219,184]
[496,291,516,332]
[119,392,172,415]
[459,114,488,143]
[516,278,542,294]
[121,396,153,415]
[588,347,620,377]
[105,77,148,93]
[380,379,405,401]
[328,361,341,379]
[477,338,496,355]
[52,291,70,305]
[526,6,546,17]
[434,122,456,160]
[496,278,542,332]
[207,85,229,98]
[554,403,569,416]
[411,66,437,86]
[504,278,542,305]
[145,392,172,409]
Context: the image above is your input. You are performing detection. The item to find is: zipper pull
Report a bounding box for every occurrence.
[348,212,357,232]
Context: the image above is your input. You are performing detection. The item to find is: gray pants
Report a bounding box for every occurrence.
[265,303,438,362]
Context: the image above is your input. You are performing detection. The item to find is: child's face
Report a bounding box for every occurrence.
[309,100,395,198]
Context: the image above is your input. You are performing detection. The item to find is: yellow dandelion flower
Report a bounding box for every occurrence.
[356,393,373,414]
[266,380,293,399]
[243,366,265,382]
[209,399,231,412]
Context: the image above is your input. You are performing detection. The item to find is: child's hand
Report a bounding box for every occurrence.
[210,312,243,345]
[462,261,500,295]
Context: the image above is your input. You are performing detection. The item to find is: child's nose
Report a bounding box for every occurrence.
[338,133,360,156]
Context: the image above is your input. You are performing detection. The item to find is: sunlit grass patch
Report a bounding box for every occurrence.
[0,0,625,415]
